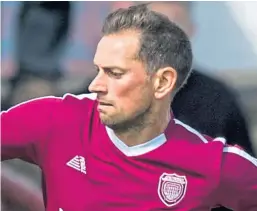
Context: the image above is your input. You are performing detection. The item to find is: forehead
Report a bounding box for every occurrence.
[94,31,140,67]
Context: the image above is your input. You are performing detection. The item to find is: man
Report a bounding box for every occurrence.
[140,1,255,156]
[1,4,257,211]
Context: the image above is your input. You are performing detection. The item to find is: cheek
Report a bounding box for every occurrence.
[109,83,136,110]
[111,76,145,99]
[110,79,150,111]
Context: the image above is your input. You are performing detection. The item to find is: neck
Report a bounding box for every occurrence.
[113,106,171,147]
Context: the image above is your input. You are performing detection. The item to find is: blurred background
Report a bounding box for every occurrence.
[1,1,257,210]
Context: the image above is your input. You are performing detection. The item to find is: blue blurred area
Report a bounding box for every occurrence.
[192,2,257,71]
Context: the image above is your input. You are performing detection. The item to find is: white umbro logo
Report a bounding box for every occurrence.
[66,155,87,174]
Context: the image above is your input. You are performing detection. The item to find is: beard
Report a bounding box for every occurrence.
[100,101,154,133]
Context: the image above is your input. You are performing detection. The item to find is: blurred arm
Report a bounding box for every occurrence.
[1,164,44,211]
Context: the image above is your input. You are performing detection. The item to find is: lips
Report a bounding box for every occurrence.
[97,101,112,112]
[98,101,112,106]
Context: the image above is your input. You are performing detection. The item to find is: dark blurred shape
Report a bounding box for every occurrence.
[16,1,71,79]
[2,2,71,110]
[173,70,254,156]
[19,1,70,52]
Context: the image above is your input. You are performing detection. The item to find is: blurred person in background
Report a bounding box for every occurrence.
[17,1,70,79]
[4,2,71,109]
[144,1,255,158]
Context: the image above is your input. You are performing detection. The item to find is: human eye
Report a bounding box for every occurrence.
[105,68,123,78]
[110,72,123,77]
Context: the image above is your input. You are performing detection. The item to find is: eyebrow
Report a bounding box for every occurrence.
[94,64,128,72]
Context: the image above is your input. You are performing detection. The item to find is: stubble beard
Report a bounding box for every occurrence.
[101,102,154,134]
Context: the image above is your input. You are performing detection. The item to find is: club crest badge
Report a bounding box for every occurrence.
[158,173,187,207]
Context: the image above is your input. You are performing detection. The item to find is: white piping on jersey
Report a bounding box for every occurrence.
[2,95,62,113]
[213,137,226,145]
[106,127,167,157]
[2,93,97,114]
[223,146,257,167]
[174,119,208,143]
[65,93,97,100]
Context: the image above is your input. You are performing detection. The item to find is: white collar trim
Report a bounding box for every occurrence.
[106,127,167,157]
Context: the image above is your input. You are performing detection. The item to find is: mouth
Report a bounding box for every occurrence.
[98,101,112,106]
[97,100,113,112]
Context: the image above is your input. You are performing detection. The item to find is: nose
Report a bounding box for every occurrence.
[88,71,107,94]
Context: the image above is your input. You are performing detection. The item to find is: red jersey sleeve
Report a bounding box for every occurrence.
[215,145,257,210]
[1,97,61,165]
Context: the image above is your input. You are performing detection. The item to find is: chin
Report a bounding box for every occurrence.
[99,114,113,125]
[100,115,123,128]
[101,117,134,132]
[100,117,116,127]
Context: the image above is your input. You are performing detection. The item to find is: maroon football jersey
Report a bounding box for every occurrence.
[1,93,257,211]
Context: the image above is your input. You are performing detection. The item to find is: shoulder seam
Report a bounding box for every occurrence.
[223,146,257,167]
[174,119,208,143]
